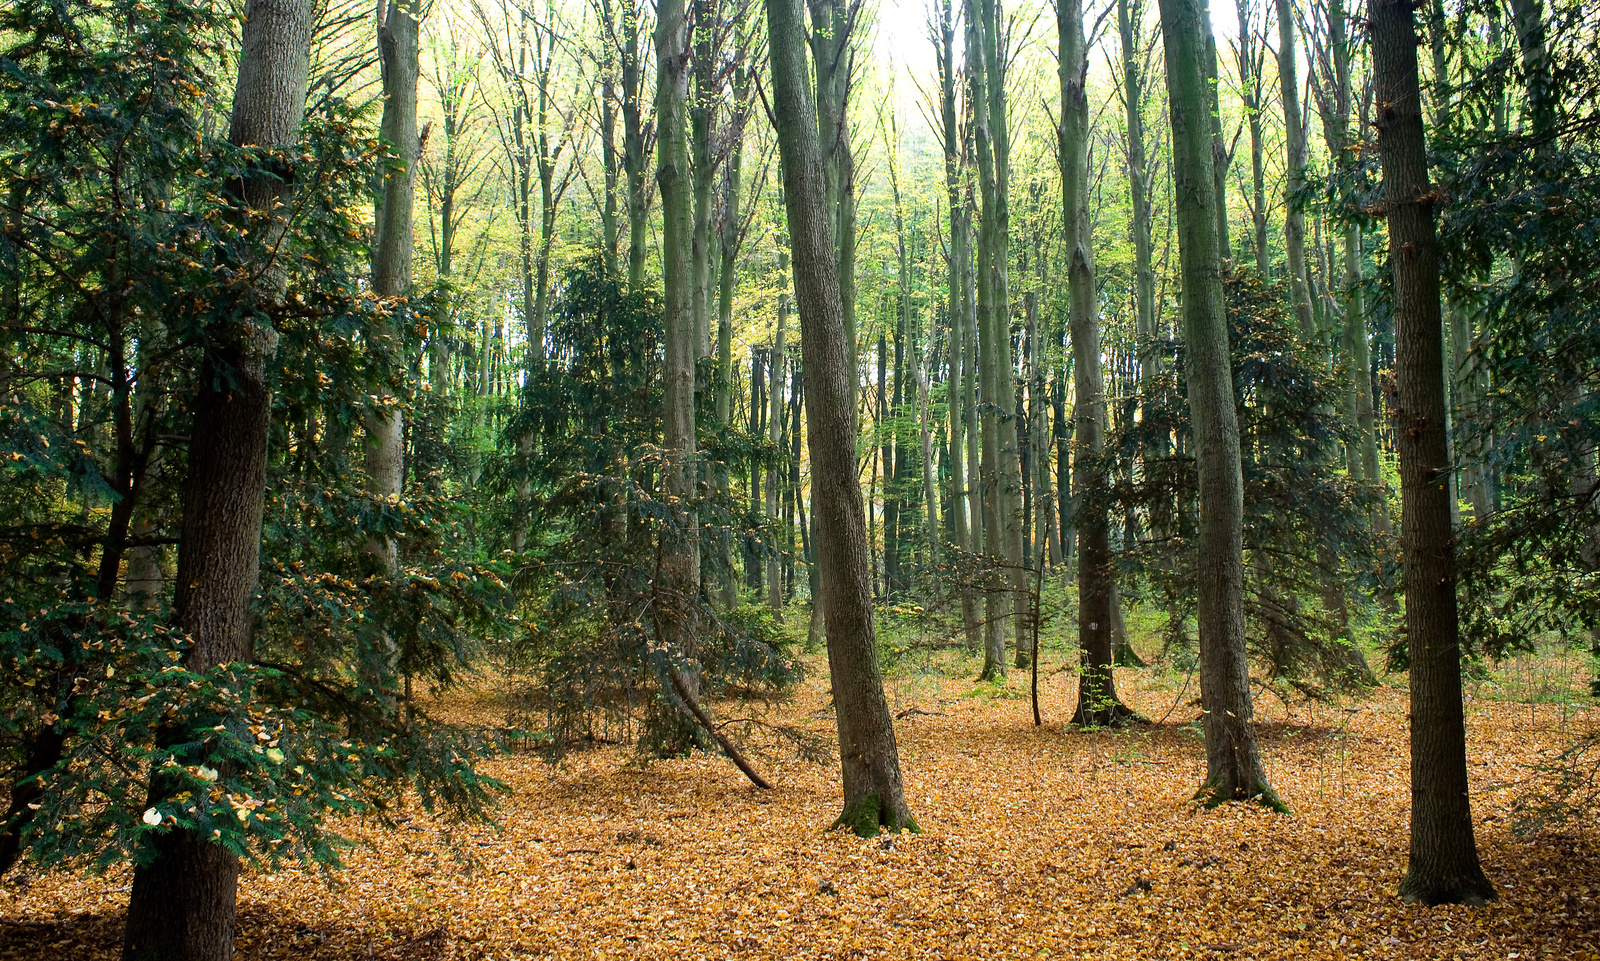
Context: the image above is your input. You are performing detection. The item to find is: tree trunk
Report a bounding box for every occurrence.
[935,0,980,648]
[768,0,916,836]
[1234,0,1269,278]
[121,2,313,958]
[655,0,700,670]
[1371,0,1496,906]
[362,0,420,712]
[968,0,1009,678]
[1062,0,1132,725]
[1275,0,1314,336]
[768,266,789,615]
[1158,0,1282,809]
[623,0,649,292]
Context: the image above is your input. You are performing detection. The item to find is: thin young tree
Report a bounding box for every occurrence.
[1370,0,1496,907]
[767,0,917,836]
[1273,0,1314,334]
[930,0,982,649]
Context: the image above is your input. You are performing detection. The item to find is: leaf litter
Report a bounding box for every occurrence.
[3,660,1598,960]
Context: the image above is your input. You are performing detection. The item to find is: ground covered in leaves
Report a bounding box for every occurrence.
[4,648,1599,960]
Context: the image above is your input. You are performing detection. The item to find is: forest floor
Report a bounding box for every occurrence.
[4,638,1600,960]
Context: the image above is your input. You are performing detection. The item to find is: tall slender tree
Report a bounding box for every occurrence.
[767,0,916,836]
[1157,0,1282,809]
[1062,0,1131,725]
[1274,0,1314,334]
[656,0,700,671]
[361,0,421,714]
[931,0,982,649]
[1371,0,1496,907]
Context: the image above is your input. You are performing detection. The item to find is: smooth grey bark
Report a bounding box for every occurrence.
[1117,0,1157,387]
[656,0,700,660]
[690,0,718,360]
[1158,0,1283,809]
[1274,0,1313,336]
[362,0,420,711]
[1234,0,1269,278]
[1062,0,1131,725]
[1371,0,1495,907]
[621,0,650,291]
[967,0,1003,676]
[768,0,917,836]
[1202,0,1231,270]
[983,0,1029,669]
[768,248,790,615]
[807,0,858,414]
[121,2,314,958]
[933,0,981,648]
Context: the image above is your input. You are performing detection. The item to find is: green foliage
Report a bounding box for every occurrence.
[1432,0,1600,662]
[1109,271,1382,694]
[501,254,801,758]
[0,0,511,877]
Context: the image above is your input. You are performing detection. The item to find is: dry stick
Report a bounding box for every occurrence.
[650,536,774,791]
[666,666,774,790]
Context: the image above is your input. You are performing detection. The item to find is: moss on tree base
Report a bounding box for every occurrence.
[831,795,922,838]
[1192,776,1292,815]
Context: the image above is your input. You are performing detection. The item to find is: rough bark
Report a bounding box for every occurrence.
[121,2,313,958]
[1158,0,1283,809]
[768,0,916,836]
[1371,0,1495,906]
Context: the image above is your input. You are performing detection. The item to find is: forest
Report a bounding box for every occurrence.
[0,0,1597,955]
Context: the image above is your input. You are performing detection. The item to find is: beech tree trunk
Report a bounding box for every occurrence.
[768,0,916,836]
[1371,0,1496,906]
[622,0,649,292]
[1062,0,1131,725]
[655,0,700,715]
[121,2,313,958]
[362,0,420,711]
[1275,0,1314,336]
[1158,0,1282,809]
[934,0,981,649]
[967,0,1010,678]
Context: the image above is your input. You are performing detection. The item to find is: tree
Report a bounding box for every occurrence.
[1370,0,1495,907]
[120,1,316,957]
[656,0,700,697]
[930,0,982,651]
[1061,0,1132,726]
[360,0,422,717]
[1306,0,1388,532]
[1156,0,1283,809]
[766,0,916,836]
[1273,0,1313,334]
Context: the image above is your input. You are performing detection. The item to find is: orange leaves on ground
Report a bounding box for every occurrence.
[3,662,1599,959]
